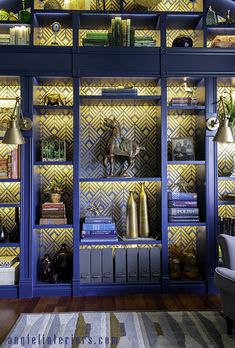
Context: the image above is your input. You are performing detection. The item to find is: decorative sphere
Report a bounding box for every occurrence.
[51,22,61,33]
[135,0,162,8]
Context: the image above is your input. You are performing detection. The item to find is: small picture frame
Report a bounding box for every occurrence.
[172,137,195,161]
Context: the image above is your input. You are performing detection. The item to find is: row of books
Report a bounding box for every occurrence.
[0,27,30,46]
[102,87,137,97]
[82,18,156,47]
[218,217,235,236]
[168,192,199,223]
[39,202,67,225]
[169,97,199,107]
[0,149,20,179]
[81,216,118,242]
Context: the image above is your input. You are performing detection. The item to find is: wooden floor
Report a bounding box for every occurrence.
[0,294,221,344]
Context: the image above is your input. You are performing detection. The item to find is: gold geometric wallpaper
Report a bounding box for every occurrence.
[168,226,205,259]
[34,28,73,46]
[168,164,197,192]
[167,80,205,106]
[219,205,235,218]
[34,0,203,12]
[38,228,73,258]
[0,208,17,233]
[0,247,20,257]
[35,165,73,223]
[218,180,235,201]
[0,183,20,204]
[80,181,161,239]
[34,110,73,161]
[33,79,73,106]
[217,143,235,177]
[80,104,161,178]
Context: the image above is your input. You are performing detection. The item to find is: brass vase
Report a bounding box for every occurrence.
[126,191,138,239]
[139,183,150,237]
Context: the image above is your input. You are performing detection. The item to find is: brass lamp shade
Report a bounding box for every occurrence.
[2,119,25,145]
[213,118,234,143]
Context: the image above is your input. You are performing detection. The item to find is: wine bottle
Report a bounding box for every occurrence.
[9,207,20,243]
[0,218,7,243]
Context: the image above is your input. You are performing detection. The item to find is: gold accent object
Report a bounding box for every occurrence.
[2,97,33,145]
[214,96,234,143]
[126,191,138,239]
[135,0,162,9]
[139,183,150,237]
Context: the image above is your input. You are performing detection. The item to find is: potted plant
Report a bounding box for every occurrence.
[224,92,235,133]
[46,178,64,203]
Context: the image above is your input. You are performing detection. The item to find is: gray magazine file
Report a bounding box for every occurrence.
[79,249,90,284]
[150,247,161,282]
[90,249,102,283]
[138,248,150,282]
[102,248,113,283]
[127,248,138,282]
[115,248,126,283]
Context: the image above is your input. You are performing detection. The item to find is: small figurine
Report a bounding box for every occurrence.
[44,93,65,106]
[54,243,72,282]
[39,254,55,283]
[206,5,218,26]
[225,9,233,25]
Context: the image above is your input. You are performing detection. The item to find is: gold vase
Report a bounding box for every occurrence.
[139,183,150,237]
[126,191,138,239]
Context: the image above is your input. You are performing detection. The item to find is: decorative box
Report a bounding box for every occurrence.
[0,256,18,268]
[0,261,20,285]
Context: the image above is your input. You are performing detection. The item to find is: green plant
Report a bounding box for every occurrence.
[224,92,235,126]
[46,178,64,194]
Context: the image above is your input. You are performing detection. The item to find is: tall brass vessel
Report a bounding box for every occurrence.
[139,183,150,237]
[126,191,138,239]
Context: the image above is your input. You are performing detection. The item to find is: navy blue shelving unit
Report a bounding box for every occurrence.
[0,0,233,297]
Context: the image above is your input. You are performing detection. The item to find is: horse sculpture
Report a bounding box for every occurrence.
[104,117,145,177]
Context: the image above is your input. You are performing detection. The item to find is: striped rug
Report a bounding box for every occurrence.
[2,311,235,347]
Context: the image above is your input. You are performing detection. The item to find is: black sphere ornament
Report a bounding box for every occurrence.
[172,36,193,47]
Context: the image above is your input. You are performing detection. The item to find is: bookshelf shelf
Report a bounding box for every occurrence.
[80,95,161,106]
[168,222,206,227]
[33,105,73,110]
[79,177,161,183]
[34,161,73,166]
[218,201,235,206]
[0,243,20,248]
[218,176,235,181]
[0,179,20,183]
[167,161,206,165]
[34,224,73,229]
[0,203,20,208]
[80,239,161,246]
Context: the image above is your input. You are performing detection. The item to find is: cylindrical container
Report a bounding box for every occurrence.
[64,0,90,9]
[126,191,138,239]
[139,183,150,237]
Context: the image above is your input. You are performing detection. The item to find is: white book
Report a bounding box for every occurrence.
[22,27,26,45]
[10,27,15,45]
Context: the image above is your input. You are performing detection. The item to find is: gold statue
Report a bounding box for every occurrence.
[126,191,138,239]
[139,183,150,237]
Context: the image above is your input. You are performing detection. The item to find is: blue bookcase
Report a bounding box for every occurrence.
[0,0,234,297]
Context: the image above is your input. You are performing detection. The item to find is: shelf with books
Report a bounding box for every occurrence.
[166,13,204,48]
[33,12,73,46]
[33,165,73,226]
[79,13,160,47]
[79,239,161,246]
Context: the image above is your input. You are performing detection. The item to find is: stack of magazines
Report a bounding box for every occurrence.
[81,216,118,243]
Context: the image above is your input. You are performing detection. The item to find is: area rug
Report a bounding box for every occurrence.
[2,311,235,348]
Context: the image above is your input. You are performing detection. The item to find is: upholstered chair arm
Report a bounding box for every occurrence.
[218,234,235,270]
[215,267,235,297]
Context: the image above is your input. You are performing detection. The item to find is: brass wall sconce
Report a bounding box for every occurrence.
[206,96,234,143]
[1,97,33,145]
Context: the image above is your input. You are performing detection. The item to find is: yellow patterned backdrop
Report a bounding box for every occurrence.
[168,164,197,192]
[167,80,205,105]
[217,143,235,177]
[0,247,20,257]
[34,0,203,12]
[168,226,205,259]
[80,181,161,238]
[34,28,73,46]
[0,183,20,204]
[0,208,18,233]
[34,79,73,106]
[219,205,235,218]
[218,180,235,201]
[35,165,73,223]
[37,228,73,258]
[34,110,73,161]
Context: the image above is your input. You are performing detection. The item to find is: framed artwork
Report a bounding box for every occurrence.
[172,137,195,161]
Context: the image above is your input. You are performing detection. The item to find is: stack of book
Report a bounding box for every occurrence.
[82,32,109,47]
[102,87,137,97]
[83,17,135,47]
[0,148,20,179]
[168,192,199,223]
[0,34,10,45]
[219,217,235,236]
[40,202,67,225]
[170,97,192,107]
[134,36,156,47]
[81,216,118,243]
[9,26,30,45]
